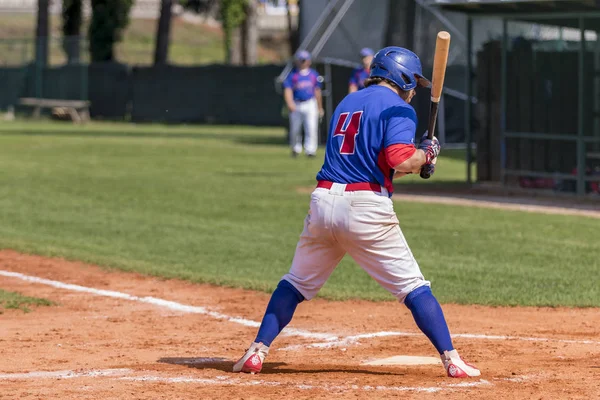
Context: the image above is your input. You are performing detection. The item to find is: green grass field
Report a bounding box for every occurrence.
[0,121,598,307]
[0,289,53,313]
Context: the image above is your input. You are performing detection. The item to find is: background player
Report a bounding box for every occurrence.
[235,47,480,378]
[283,50,324,158]
[348,47,374,93]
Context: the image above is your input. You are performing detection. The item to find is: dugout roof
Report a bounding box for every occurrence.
[429,1,600,31]
[430,0,600,195]
[430,0,600,14]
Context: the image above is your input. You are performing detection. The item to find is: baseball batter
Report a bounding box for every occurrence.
[283,50,324,157]
[235,47,480,378]
[348,47,374,93]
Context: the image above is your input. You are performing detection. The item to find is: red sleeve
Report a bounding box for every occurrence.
[385,143,416,169]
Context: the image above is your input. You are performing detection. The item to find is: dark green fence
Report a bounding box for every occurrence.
[0,62,466,143]
[0,63,287,125]
[130,65,284,125]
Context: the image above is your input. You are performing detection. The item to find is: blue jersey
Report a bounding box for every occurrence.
[349,67,370,90]
[283,68,321,102]
[316,85,417,194]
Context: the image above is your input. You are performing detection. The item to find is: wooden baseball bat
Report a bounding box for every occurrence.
[420,31,451,179]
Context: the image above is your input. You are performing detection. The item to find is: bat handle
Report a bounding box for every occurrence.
[420,101,440,179]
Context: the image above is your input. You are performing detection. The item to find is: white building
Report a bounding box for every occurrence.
[0,0,163,19]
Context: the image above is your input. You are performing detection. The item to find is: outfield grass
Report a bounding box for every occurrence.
[0,121,598,307]
[0,289,53,313]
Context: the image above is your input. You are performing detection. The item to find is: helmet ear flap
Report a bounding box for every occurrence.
[395,64,418,90]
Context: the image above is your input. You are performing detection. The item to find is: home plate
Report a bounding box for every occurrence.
[362,355,441,366]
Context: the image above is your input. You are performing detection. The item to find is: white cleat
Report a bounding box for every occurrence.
[233,342,270,374]
[441,349,481,378]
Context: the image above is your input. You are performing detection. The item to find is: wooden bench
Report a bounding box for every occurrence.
[18,98,91,123]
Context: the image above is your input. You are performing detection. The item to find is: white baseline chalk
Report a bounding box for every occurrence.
[0,367,498,393]
[280,329,600,351]
[0,369,131,380]
[0,270,337,342]
[2,270,598,350]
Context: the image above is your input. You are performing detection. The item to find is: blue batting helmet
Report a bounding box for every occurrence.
[360,47,374,57]
[369,47,430,91]
[294,50,311,61]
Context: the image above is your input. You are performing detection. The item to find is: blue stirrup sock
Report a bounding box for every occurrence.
[404,286,454,354]
[255,280,305,347]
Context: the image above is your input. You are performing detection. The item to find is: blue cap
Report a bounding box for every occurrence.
[360,47,374,57]
[295,50,311,61]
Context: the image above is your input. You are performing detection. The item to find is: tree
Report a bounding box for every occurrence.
[35,0,50,67]
[62,0,83,64]
[89,0,134,62]
[179,0,219,15]
[220,0,259,66]
[220,0,246,64]
[181,0,258,65]
[240,0,258,65]
[154,0,173,65]
[286,0,299,55]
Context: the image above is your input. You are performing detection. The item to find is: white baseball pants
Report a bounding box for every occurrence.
[289,98,318,155]
[283,184,430,302]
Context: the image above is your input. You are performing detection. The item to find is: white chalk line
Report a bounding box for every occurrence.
[280,329,600,351]
[2,270,599,351]
[118,375,494,393]
[0,368,496,393]
[0,368,132,380]
[391,193,600,219]
[281,331,418,350]
[0,270,336,342]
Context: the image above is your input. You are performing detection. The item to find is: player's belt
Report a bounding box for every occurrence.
[317,180,382,193]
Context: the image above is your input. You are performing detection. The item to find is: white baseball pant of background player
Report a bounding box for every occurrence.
[289,98,319,156]
[283,183,430,300]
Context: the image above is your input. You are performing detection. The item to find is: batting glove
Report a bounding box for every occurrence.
[418,132,441,164]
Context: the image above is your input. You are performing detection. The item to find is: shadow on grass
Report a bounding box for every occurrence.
[234,135,287,146]
[158,357,402,376]
[0,126,470,154]
[0,128,288,147]
[218,171,292,177]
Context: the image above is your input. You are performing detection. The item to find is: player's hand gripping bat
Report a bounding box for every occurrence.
[420,31,451,180]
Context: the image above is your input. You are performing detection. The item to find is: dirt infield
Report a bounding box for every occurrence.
[0,250,598,400]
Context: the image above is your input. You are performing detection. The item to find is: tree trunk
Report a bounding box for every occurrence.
[241,0,258,66]
[154,0,173,65]
[62,0,82,64]
[35,0,50,67]
[287,0,299,55]
[228,26,242,65]
[89,0,133,62]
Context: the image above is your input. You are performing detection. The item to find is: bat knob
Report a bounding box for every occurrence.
[420,161,436,179]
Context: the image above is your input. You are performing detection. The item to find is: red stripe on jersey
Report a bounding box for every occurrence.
[377,149,394,194]
[385,144,417,169]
